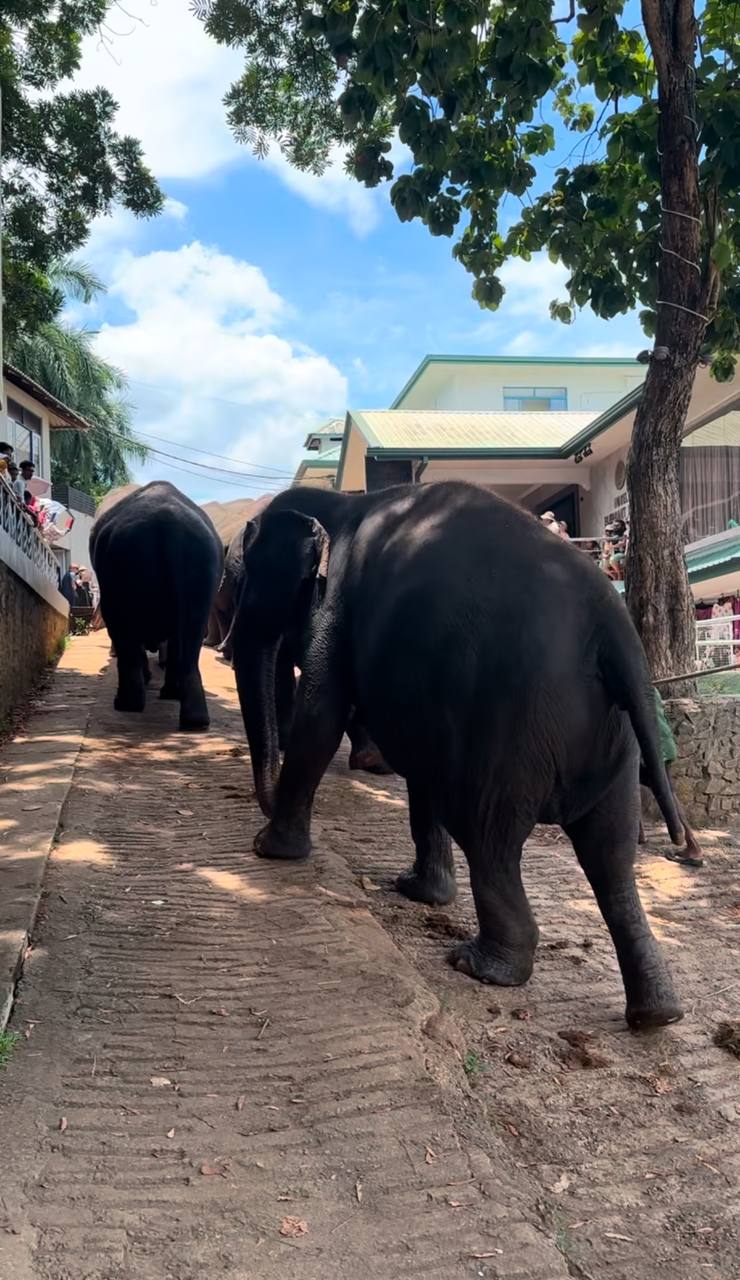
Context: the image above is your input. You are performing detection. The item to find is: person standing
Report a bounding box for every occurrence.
[60,563,78,608]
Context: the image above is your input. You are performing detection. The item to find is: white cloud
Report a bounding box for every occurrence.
[71,0,382,234]
[498,254,570,318]
[92,240,347,496]
[82,197,189,265]
[108,241,285,332]
[265,146,380,237]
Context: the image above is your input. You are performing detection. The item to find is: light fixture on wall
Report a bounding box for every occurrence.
[574,441,593,464]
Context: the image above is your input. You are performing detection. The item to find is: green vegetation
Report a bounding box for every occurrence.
[7,260,148,500]
[463,1049,484,1077]
[1,1,163,343]
[196,0,740,680]
[699,671,740,696]
[0,1031,20,1069]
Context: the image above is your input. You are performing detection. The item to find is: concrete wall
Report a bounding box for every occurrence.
[0,559,68,726]
[579,442,629,537]
[2,380,53,481]
[655,698,740,826]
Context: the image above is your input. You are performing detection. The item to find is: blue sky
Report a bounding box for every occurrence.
[70,0,646,503]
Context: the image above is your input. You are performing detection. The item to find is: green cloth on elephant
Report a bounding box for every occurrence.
[653,688,678,765]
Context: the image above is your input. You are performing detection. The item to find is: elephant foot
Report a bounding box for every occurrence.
[396,867,457,907]
[349,747,393,776]
[160,683,181,701]
[114,690,145,714]
[254,822,311,861]
[448,937,534,987]
[179,710,210,733]
[625,979,684,1030]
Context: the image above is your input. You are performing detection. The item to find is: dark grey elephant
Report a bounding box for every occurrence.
[240,480,684,1030]
[90,481,223,731]
[230,489,391,784]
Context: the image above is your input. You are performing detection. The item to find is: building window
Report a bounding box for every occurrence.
[503,386,568,411]
[7,398,43,471]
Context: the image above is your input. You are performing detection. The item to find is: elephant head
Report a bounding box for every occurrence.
[234,508,328,817]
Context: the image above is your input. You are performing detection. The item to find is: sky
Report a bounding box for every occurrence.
[68,0,647,504]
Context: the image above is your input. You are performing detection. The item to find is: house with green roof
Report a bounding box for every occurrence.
[293,418,345,489]
[293,354,740,600]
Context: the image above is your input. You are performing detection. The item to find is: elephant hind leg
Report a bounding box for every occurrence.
[347,710,393,775]
[112,637,147,714]
[397,781,456,906]
[448,815,539,987]
[565,770,683,1029]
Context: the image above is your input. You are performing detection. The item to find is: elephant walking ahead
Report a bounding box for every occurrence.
[243,481,684,1030]
[90,481,223,732]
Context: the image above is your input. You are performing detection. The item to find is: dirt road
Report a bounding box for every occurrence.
[0,636,738,1280]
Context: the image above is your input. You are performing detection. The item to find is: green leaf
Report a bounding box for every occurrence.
[711,238,732,271]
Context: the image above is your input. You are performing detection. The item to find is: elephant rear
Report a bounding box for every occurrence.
[348,482,676,839]
[91,481,223,731]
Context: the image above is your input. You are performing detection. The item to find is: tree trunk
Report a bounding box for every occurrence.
[627,0,711,680]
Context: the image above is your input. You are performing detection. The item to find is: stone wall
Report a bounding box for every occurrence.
[658,697,740,826]
[0,559,67,726]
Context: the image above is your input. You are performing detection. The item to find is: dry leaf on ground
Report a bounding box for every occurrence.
[59,1117,68,1133]
[150,1076,172,1088]
[280,1216,308,1238]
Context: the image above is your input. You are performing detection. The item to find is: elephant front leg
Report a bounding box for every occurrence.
[255,625,349,861]
[396,782,456,906]
[275,641,297,752]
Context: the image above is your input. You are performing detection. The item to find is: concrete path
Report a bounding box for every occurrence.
[0,635,737,1280]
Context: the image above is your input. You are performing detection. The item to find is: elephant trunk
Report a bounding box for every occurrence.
[235,636,281,819]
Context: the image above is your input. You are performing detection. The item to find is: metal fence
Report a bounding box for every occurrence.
[695,612,740,672]
[0,478,60,587]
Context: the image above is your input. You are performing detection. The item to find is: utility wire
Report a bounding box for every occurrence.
[123,421,294,477]
[90,421,293,486]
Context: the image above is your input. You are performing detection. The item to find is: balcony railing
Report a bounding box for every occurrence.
[0,478,60,588]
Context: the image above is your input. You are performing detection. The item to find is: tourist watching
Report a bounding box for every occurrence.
[60,564,79,607]
[8,462,25,501]
[0,441,13,481]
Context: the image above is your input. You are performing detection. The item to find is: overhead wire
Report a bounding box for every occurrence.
[89,420,292,491]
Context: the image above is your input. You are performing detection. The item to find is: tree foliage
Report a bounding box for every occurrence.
[1,0,163,340]
[6,259,148,501]
[195,0,739,378]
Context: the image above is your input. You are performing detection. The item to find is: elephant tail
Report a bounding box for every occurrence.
[600,614,684,846]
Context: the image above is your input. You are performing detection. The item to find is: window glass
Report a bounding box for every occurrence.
[503,386,568,411]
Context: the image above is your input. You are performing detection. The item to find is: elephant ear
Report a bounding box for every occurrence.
[242,508,328,640]
[242,517,259,560]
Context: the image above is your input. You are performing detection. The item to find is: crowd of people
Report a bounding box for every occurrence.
[60,564,95,608]
[2,439,98,608]
[540,509,629,579]
[0,442,43,526]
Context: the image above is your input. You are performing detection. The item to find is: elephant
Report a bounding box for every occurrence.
[241,480,685,1030]
[202,497,270,652]
[90,481,224,731]
[230,487,392,792]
